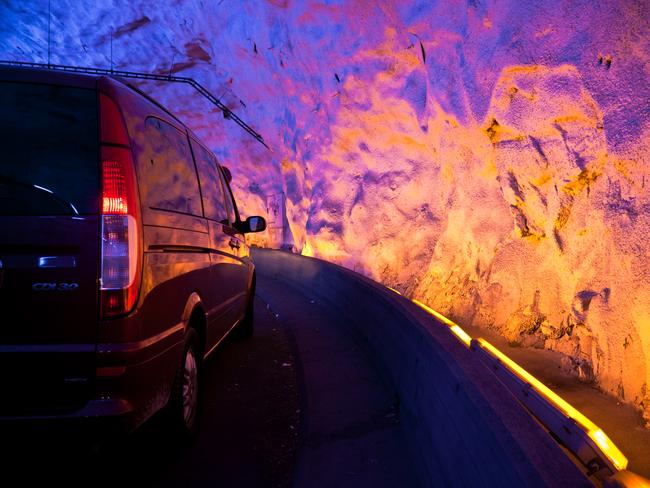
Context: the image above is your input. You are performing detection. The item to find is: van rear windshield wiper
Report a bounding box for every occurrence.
[0,174,80,215]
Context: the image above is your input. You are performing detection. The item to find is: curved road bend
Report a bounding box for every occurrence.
[1,273,419,487]
[256,273,420,488]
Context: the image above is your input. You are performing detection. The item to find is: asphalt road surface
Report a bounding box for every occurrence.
[1,273,418,487]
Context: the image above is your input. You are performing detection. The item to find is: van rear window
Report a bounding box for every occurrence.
[0,81,99,215]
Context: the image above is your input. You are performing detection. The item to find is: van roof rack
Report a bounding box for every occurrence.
[0,60,270,149]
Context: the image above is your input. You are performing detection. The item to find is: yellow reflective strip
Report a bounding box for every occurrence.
[412,299,456,327]
[450,324,472,347]
[386,286,402,295]
[477,338,628,471]
[408,296,628,472]
[412,299,472,347]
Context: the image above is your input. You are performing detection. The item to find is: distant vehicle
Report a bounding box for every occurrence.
[0,66,266,439]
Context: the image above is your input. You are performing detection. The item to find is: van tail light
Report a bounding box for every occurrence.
[99,94,141,318]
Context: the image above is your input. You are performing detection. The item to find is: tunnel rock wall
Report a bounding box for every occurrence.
[1,0,649,420]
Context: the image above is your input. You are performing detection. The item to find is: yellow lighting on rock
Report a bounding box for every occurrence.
[477,338,628,472]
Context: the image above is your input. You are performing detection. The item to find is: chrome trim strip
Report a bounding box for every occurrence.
[38,256,77,268]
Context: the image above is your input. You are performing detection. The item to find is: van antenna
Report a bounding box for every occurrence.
[0,60,270,150]
[110,27,113,73]
[168,52,175,78]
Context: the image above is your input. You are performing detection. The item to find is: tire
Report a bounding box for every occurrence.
[232,277,255,340]
[167,327,201,440]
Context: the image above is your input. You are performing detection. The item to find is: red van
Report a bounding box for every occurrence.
[0,66,266,438]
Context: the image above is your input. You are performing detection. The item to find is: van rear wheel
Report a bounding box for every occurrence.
[167,328,201,440]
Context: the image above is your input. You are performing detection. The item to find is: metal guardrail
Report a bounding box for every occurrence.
[0,60,270,149]
[401,290,638,482]
[471,338,627,474]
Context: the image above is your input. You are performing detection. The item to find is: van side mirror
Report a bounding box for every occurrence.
[241,216,266,233]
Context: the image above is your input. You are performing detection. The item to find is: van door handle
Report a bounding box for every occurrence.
[229,239,240,250]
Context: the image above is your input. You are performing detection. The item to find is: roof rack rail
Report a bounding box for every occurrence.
[0,60,269,149]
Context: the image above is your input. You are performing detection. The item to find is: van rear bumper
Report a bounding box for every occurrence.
[0,397,134,438]
[0,325,185,436]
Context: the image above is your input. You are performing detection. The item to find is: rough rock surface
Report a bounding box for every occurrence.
[1,0,649,420]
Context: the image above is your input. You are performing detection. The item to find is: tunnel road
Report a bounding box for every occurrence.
[1,269,420,487]
[0,249,600,487]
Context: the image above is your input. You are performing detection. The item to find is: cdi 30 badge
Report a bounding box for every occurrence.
[32,282,79,291]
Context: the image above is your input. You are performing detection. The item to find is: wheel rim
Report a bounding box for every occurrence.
[182,348,198,428]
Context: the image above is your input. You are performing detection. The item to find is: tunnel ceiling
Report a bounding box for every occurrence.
[2,0,650,423]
